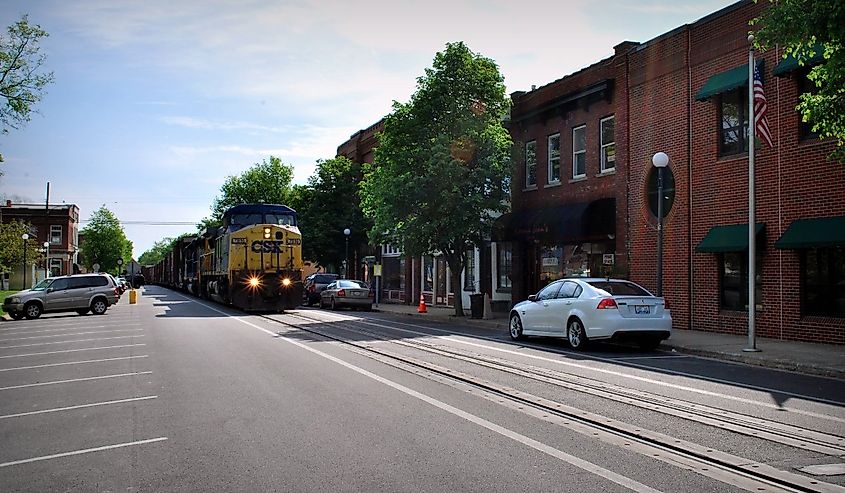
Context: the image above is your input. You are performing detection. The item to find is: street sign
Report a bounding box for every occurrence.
[374,264,382,277]
[603,254,615,265]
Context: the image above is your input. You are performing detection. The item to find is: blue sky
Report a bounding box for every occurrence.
[0,0,735,256]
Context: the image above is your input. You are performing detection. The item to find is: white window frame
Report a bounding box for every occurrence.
[572,125,586,179]
[524,141,537,188]
[49,258,62,276]
[547,133,560,184]
[50,225,62,245]
[382,244,402,257]
[600,116,616,172]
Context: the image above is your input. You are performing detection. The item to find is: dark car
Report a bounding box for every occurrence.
[303,272,339,306]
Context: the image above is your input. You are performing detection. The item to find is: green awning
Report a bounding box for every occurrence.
[772,45,825,77]
[696,223,765,253]
[774,216,845,249]
[695,61,763,101]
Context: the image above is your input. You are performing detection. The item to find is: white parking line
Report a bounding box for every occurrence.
[0,437,168,468]
[0,318,139,331]
[0,335,144,349]
[0,355,148,372]
[0,324,141,335]
[0,329,143,342]
[0,371,152,391]
[0,344,146,359]
[0,396,158,419]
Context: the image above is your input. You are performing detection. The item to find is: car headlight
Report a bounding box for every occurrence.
[9,297,20,304]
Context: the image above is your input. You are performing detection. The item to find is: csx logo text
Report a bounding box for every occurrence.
[251,240,284,253]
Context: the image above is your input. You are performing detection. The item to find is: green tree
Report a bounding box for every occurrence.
[297,156,372,271]
[752,0,845,161]
[0,15,55,165]
[210,156,294,219]
[138,237,174,266]
[80,205,132,274]
[360,42,513,316]
[0,220,41,279]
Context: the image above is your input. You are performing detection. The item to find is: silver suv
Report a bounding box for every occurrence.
[3,274,121,320]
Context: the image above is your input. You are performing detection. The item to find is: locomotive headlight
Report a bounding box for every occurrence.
[281,278,291,287]
[263,227,271,239]
[248,276,261,288]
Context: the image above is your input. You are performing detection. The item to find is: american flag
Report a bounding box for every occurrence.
[753,64,773,148]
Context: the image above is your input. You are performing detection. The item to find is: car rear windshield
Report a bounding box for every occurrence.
[587,281,652,296]
[314,274,338,283]
[338,280,368,289]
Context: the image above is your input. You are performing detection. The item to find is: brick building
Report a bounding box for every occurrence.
[1,201,81,285]
[622,0,843,343]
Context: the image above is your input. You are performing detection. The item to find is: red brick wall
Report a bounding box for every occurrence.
[626,0,844,343]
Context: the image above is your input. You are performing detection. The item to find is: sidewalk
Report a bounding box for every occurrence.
[372,302,845,380]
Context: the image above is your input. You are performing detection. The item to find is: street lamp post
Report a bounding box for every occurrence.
[343,228,351,279]
[21,233,29,289]
[652,152,669,298]
[43,241,50,279]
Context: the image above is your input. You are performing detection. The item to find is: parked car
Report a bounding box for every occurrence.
[115,277,129,293]
[303,272,339,306]
[319,279,373,311]
[3,273,122,320]
[508,278,671,350]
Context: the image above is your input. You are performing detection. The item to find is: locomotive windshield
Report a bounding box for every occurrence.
[228,213,296,228]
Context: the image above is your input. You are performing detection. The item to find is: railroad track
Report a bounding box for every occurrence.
[261,310,845,493]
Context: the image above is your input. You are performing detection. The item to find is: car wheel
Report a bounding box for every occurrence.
[91,299,108,315]
[638,337,662,351]
[330,298,337,310]
[24,302,42,320]
[567,318,588,350]
[76,309,90,316]
[509,313,524,340]
[9,311,24,320]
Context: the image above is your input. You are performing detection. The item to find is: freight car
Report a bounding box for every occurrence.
[144,203,304,311]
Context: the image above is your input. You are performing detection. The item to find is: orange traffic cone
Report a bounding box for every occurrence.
[418,294,427,313]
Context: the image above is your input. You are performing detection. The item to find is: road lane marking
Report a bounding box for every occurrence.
[0,396,158,419]
[0,324,142,335]
[185,297,663,493]
[0,371,152,391]
[0,329,143,342]
[0,355,148,372]
[0,344,147,359]
[0,437,168,468]
[0,335,144,349]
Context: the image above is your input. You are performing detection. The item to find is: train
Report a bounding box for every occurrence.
[144,203,305,311]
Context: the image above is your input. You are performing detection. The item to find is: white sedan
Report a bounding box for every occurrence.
[509,278,671,350]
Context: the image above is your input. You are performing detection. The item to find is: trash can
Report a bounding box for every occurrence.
[469,293,484,319]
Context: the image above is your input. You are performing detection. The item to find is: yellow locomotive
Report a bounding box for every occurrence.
[197,204,304,311]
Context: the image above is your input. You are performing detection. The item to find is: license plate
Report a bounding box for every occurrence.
[635,305,650,314]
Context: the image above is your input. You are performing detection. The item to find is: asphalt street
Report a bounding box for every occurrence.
[0,286,842,492]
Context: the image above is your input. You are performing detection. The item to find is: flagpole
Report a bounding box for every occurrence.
[744,34,760,352]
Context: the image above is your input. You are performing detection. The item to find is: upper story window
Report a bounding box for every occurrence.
[50,225,62,245]
[719,88,748,156]
[600,116,615,172]
[524,141,537,188]
[547,134,560,184]
[572,125,586,179]
[797,70,818,141]
[382,244,402,257]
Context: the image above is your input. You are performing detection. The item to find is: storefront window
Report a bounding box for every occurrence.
[464,250,476,291]
[540,246,563,283]
[803,247,845,318]
[720,252,762,311]
[497,243,512,290]
[423,256,434,292]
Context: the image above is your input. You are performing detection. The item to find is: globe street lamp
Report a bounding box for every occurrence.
[43,241,50,279]
[343,228,351,279]
[21,233,29,289]
[652,152,669,298]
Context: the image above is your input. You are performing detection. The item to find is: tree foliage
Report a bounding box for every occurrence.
[0,220,41,274]
[360,41,513,315]
[752,0,845,161]
[79,205,132,274]
[296,156,371,271]
[138,232,194,266]
[211,156,294,219]
[0,15,54,166]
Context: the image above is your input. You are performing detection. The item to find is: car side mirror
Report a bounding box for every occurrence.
[46,288,54,293]
[527,294,537,302]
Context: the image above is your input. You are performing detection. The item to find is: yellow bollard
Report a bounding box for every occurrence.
[129,289,137,304]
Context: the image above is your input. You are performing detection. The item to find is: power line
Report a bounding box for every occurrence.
[79,220,198,226]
